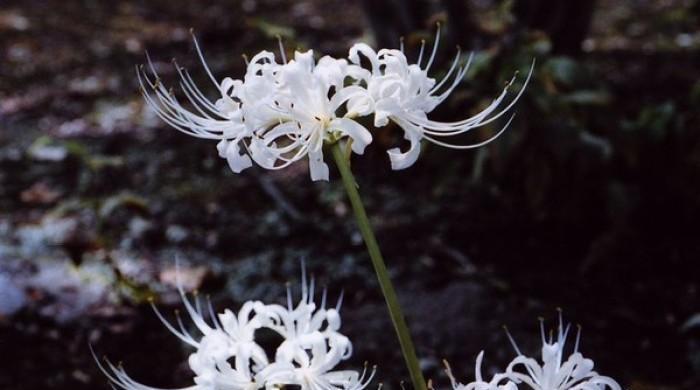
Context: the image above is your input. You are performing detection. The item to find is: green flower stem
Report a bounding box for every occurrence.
[330,142,427,390]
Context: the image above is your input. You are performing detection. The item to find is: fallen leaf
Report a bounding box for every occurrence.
[20,182,63,205]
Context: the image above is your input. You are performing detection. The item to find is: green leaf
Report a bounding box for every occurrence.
[545,57,582,86]
[248,18,295,39]
[562,90,612,105]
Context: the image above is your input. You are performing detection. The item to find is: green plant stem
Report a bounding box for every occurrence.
[330,142,427,390]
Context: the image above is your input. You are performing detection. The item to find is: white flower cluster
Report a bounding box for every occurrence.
[447,315,621,390]
[138,29,532,181]
[96,266,374,390]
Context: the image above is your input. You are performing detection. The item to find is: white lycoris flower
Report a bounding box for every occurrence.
[346,26,533,170]
[139,35,371,181]
[448,314,622,390]
[93,263,374,390]
[502,315,621,390]
[139,29,531,179]
[247,50,372,181]
[445,355,518,390]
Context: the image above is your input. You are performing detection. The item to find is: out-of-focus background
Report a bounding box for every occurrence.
[0,0,698,389]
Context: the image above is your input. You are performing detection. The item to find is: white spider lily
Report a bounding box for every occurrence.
[445,355,517,390]
[139,36,371,181]
[502,315,621,390]
[93,263,374,390]
[448,314,622,390]
[139,30,530,179]
[248,51,372,181]
[346,26,533,170]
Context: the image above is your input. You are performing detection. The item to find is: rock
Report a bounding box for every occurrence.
[20,181,62,204]
[0,272,26,317]
[28,144,67,162]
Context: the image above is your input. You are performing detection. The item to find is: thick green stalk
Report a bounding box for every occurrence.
[330,142,427,390]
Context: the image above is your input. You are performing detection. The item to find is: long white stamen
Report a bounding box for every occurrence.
[417,39,426,66]
[503,325,523,355]
[422,114,514,149]
[430,49,464,95]
[277,35,287,64]
[190,30,219,87]
[150,303,198,347]
[574,325,582,353]
[424,23,441,72]
[336,290,345,311]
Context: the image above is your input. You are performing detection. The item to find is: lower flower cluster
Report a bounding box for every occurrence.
[447,314,622,390]
[94,267,622,390]
[95,265,374,390]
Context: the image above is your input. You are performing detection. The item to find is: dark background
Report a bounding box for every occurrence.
[0,0,699,389]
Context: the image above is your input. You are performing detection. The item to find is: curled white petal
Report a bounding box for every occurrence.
[330,118,372,155]
[386,117,422,170]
